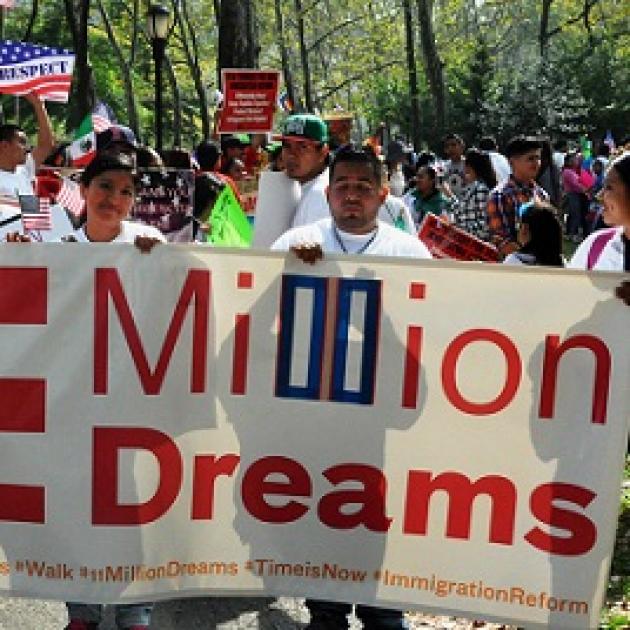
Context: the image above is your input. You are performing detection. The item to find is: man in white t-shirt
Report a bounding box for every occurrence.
[0,93,55,199]
[281,113,331,227]
[273,144,428,629]
[273,143,431,260]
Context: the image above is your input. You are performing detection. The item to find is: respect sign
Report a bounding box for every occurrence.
[0,246,628,629]
[218,69,280,134]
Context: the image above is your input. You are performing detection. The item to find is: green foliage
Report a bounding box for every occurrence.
[0,0,628,149]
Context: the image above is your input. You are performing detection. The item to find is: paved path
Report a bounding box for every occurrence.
[0,596,514,629]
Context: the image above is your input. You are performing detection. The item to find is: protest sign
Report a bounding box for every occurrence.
[252,170,301,247]
[0,246,628,630]
[217,69,281,134]
[0,40,74,102]
[132,168,194,242]
[207,185,252,247]
[418,213,500,262]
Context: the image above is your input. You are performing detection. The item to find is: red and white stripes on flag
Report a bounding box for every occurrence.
[22,197,52,231]
[56,177,84,218]
[92,113,111,133]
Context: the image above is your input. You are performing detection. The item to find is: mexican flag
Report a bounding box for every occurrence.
[68,103,113,167]
[68,114,97,167]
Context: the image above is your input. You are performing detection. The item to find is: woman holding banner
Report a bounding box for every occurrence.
[63,151,163,630]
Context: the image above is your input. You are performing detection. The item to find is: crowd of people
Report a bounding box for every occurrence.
[0,94,629,629]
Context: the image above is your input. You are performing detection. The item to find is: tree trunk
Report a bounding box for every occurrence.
[173,0,210,140]
[22,0,39,41]
[218,0,259,71]
[417,0,445,137]
[540,0,553,58]
[95,0,140,140]
[294,0,313,111]
[64,0,94,131]
[274,0,297,110]
[403,0,421,149]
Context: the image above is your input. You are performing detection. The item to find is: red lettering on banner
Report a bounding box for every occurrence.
[231,314,250,395]
[241,456,311,523]
[93,268,210,395]
[0,267,47,324]
[402,327,423,409]
[442,329,522,415]
[318,464,392,532]
[191,454,240,519]
[0,379,46,432]
[403,471,517,544]
[92,427,183,525]
[525,482,597,556]
[0,269,47,523]
[539,334,611,424]
[84,439,600,556]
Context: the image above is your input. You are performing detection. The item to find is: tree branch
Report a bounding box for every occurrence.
[318,59,400,101]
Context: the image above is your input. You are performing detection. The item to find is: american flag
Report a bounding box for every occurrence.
[0,40,75,102]
[56,177,84,218]
[21,196,52,231]
[92,100,115,132]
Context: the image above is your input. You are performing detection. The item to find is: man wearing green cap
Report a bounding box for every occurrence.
[281,113,331,227]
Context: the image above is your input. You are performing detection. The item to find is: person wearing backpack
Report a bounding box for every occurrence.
[568,152,630,306]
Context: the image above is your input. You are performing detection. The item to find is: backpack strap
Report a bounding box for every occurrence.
[587,228,617,270]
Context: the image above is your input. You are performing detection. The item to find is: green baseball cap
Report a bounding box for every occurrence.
[282,114,328,144]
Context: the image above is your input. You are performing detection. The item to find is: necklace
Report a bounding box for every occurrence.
[333,225,378,255]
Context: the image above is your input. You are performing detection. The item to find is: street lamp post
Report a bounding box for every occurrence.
[146,4,170,152]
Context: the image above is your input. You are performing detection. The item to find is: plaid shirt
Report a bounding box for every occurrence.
[487,175,549,243]
[452,180,491,241]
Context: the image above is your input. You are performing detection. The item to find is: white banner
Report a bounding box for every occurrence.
[0,244,628,629]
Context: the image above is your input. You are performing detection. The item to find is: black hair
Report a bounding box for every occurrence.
[193,172,224,219]
[464,148,497,188]
[416,151,437,168]
[416,165,439,197]
[80,151,136,187]
[220,156,244,177]
[563,151,579,169]
[0,124,23,143]
[161,147,194,169]
[221,135,249,150]
[505,136,542,159]
[597,143,611,158]
[611,153,630,193]
[135,145,163,168]
[519,203,564,267]
[443,133,464,145]
[329,143,382,185]
[478,136,498,152]
[196,140,221,170]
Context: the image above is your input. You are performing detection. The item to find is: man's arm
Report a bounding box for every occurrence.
[24,93,55,169]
